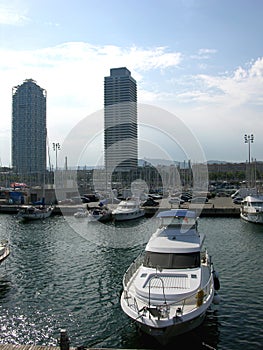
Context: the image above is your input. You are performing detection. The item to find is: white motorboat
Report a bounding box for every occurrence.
[120,209,220,345]
[112,198,144,221]
[16,205,53,221]
[240,195,263,224]
[0,240,10,264]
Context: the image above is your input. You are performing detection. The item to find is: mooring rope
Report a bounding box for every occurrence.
[202,342,217,350]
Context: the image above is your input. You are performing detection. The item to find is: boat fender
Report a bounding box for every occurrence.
[213,291,221,305]
[213,271,220,291]
[196,289,204,307]
[119,288,124,300]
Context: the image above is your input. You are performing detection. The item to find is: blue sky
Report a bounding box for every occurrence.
[1,0,263,167]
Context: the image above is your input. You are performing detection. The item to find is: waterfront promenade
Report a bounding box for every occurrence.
[0,197,240,217]
[160,196,241,217]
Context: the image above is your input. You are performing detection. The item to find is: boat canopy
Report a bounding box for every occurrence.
[157,209,197,219]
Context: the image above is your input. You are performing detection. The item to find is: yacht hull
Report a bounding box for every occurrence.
[17,207,53,221]
[121,289,213,345]
[138,310,206,344]
[240,195,263,224]
[0,242,10,264]
[240,212,263,224]
[113,210,144,221]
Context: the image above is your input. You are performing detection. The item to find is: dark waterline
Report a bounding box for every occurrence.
[0,214,262,349]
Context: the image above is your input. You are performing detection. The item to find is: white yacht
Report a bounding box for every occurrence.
[120,209,220,345]
[240,195,263,224]
[112,198,144,221]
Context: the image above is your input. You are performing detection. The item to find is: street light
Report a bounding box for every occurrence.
[53,142,61,170]
[244,134,254,164]
[244,134,254,187]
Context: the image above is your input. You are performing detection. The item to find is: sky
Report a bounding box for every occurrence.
[1,0,263,168]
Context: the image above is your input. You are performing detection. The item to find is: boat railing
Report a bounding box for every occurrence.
[140,272,214,319]
[123,252,144,287]
[201,249,211,266]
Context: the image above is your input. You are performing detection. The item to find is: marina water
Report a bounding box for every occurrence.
[0,213,262,349]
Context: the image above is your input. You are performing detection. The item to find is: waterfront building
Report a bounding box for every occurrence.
[12,79,47,179]
[104,67,138,173]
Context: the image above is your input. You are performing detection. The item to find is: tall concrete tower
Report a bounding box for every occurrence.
[12,79,47,177]
[104,67,138,173]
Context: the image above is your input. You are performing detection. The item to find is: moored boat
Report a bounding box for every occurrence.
[87,206,112,223]
[120,209,220,345]
[240,195,263,224]
[112,198,144,221]
[16,205,53,221]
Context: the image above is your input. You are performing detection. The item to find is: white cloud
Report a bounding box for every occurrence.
[0,1,29,25]
[176,58,263,108]
[198,48,217,56]
[0,42,183,100]
[191,48,217,60]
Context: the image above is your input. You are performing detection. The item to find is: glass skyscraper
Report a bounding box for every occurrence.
[104,67,138,173]
[12,79,47,177]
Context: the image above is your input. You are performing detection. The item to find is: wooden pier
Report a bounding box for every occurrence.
[0,345,136,350]
[0,330,130,350]
[0,347,133,350]
[0,346,61,350]
[0,330,69,350]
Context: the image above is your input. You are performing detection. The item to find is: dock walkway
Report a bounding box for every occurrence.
[0,197,241,217]
[0,329,126,350]
[0,346,60,350]
[143,196,240,217]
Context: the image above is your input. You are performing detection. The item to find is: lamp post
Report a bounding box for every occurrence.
[244,134,254,187]
[244,134,254,164]
[53,142,61,171]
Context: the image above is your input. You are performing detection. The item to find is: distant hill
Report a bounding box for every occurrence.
[139,158,179,166]
[207,160,228,164]
[139,158,230,167]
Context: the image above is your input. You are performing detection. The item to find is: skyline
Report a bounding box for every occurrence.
[1,0,263,167]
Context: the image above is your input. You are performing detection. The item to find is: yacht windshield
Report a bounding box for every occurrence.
[251,202,263,207]
[161,217,196,229]
[143,251,200,269]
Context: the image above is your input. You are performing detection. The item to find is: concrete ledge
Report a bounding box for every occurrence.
[0,197,242,218]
